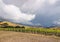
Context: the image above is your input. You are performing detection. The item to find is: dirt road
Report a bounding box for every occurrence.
[0,31,60,42]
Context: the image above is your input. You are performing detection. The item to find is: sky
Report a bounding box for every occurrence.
[0,0,60,27]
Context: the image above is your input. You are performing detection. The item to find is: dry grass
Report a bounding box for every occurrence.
[0,21,19,26]
[0,31,60,42]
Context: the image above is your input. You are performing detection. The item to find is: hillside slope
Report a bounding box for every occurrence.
[0,21,37,28]
[0,21,22,26]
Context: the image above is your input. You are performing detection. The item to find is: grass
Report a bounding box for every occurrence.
[0,27,60,37]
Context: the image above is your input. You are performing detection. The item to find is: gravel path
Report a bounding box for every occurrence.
[0,31,60,42]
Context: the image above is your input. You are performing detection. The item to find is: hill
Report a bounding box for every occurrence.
[0,21,23,26]
[0,21,43,28]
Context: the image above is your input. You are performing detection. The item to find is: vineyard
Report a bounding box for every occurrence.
[0,27,60,37]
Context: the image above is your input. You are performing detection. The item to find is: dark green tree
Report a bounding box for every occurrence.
[15,26,21,28]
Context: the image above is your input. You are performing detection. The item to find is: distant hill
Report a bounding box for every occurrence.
[0,21,33,28]
[0,21,43,28]
[0,21,21,26]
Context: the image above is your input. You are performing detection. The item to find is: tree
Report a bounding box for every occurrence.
[3,23,8,26]
[7,26,14,28]
[15,26,21,28]
[21,26,25,28]
[1,23,8,28]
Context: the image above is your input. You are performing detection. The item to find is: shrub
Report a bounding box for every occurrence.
[1,23,8,28]
[15,26,21,28]
[21,26,25,28]
[7,26,14,28]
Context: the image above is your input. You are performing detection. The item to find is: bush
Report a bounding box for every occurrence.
[21,26,25,28]
[7,26,14,28]
[15,26,21,28]
[1,26,8,28]
[0,23,8,28]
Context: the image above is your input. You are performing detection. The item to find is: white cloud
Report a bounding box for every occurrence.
[0,0,35,24]
[53,19,60,25]
[21,0,45,13]
[48,0,57,4]
[21,0,58,13]
[0,0,60,26]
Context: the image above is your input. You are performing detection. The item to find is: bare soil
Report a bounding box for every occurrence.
[0,31,60,42]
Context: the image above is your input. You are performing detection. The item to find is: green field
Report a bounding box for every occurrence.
[0,27,60,37]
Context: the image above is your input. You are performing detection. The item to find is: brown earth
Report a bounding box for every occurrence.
[0,31,60,42]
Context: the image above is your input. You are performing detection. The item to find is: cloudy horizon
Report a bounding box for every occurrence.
[0,0,60,27]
